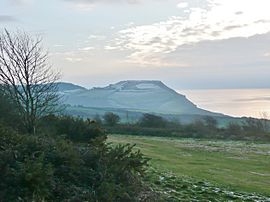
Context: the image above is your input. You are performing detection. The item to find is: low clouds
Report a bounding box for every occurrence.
[0,15,17,22]
[65,0,140,3]
[177,2,188,9]
[9,0,33,6]
[63,0,141,11]
[107,0,270,66]
[234,97,270,102]
[64,0,141,6]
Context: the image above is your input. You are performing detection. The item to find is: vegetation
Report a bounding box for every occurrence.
[1,29,270,201]
[0,89,22,129]
[0,30,156,202]
[0,29,60,134]
[0,88,155,201]
[0,106,157,201]
[103,112,120,126]
[0,81,154,201]
[0,126,154,201]
[38,115,104,142]
[104,113,270,141]
[146,168,270,201]
[138,113,167,128]
[108,135,270,199]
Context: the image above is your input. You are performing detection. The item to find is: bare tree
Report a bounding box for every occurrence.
[259,111,270,132]
[0,29,60,134]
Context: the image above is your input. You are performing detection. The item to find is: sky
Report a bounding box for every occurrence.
[1,0,270,90]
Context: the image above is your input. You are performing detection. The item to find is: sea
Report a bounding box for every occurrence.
[178,89,270,119]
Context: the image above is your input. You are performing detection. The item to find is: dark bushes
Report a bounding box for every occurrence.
[104,113,270,141]
[106,124,184,137]
[0,125,152,202]
[139,113,167,128]
[103,112,120,126]
[39,115,104,142]
[0,90,23,131]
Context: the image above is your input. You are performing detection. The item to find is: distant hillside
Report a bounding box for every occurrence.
[57,82,86,91]
[58,80,225,119]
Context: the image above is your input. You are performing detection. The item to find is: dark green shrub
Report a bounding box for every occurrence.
[39,115,104,142]
[0,89,22,130]
[0,124,153,202]
[203,116,218,130]
[225,122,243,138]
[139,114,167,128]
[103,112,120,126]
[243,118,264,133]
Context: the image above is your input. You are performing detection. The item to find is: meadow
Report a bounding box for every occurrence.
[108,135,270,201]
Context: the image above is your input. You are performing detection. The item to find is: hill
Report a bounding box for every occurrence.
[57,82,87,91]
[59,80,224,120]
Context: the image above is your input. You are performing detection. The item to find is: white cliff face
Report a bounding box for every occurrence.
[58,80,221,116]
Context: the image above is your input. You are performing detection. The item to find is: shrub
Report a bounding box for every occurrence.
[39,115,104,142]
[139,113,167,128]
[0,124,153,202]
[225,122,243,138]
[0,89,22,130]
[203,116,218,130]
[243,118,265,133]
[103,112,120,126]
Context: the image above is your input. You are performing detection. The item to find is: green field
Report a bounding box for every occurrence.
[108,135,270,200]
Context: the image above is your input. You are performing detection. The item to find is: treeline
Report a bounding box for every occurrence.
[0,30,157,201]
[97,113,270,141]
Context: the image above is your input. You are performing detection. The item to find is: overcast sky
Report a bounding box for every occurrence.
[1,0,270,89]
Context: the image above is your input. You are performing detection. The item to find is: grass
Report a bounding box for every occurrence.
[145,169,270,201]
[108,134,270,197]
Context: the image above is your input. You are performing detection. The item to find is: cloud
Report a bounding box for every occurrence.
[9,0,33,6]
[0,15,17,22]
[52,47,96,64]
[64,0,141,9]
[79,46,94,51]
[65,57,83,62]
[105,45,118,50]
[223,24,248,31]
[107,0,270,66]
[235,11,243,15]
[234,97,270,102]
[53,44,64,47]
[263,52,270,57]
[53,51,84,63]
[177,2,188,9]
[64,0,155,11]
[88,35,106,40]
[64,0,140,4]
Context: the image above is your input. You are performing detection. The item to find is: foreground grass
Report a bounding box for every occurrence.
[146,168,270,201]
[108,135,270,198]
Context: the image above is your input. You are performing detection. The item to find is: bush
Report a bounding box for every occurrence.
[139,114,167,128]
[0,124,153,202]
[0,89,22,130]
[203,116,218,130]
[39,115,104,142]
[225,122,243,138]
[103,112,120,126]
[243,118,265,133]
